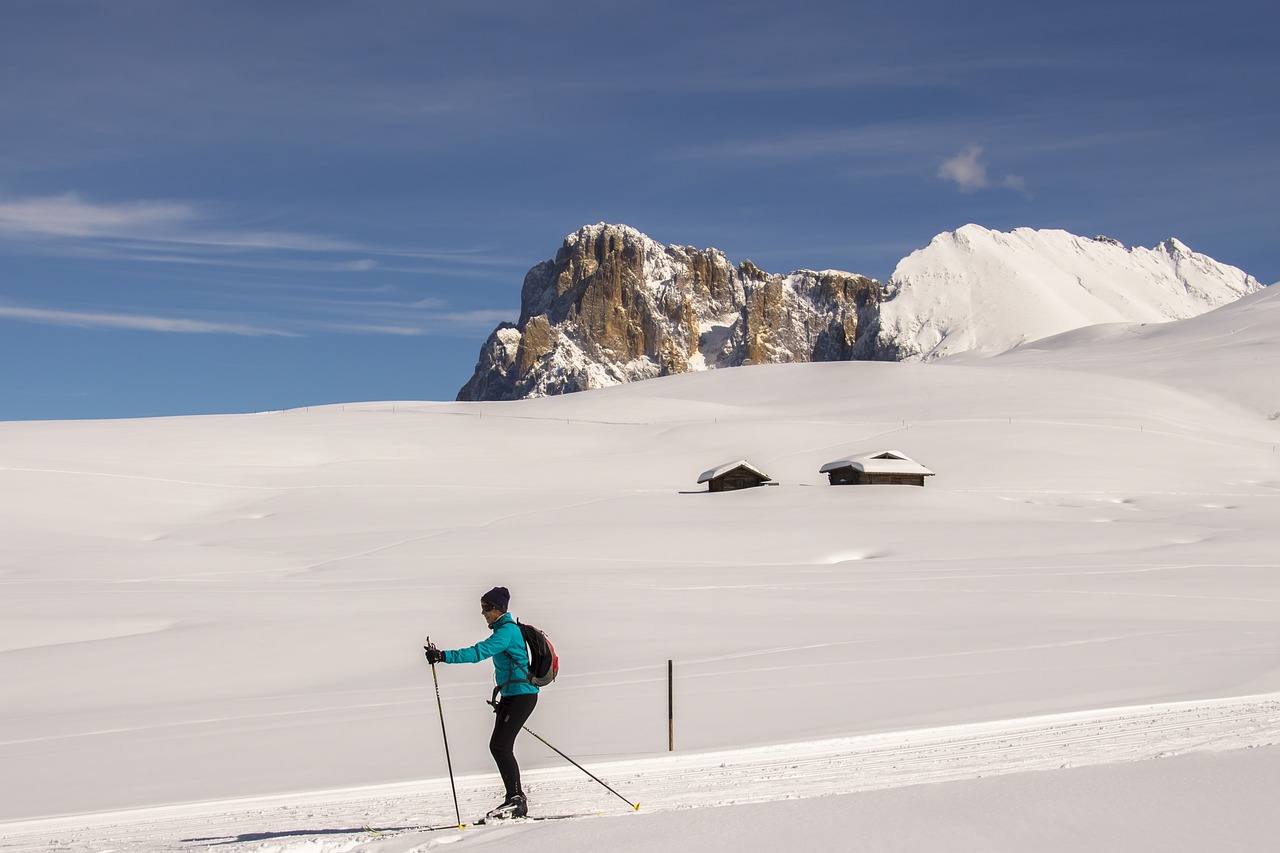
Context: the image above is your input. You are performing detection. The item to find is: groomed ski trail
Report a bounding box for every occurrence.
[3,693,1277,852]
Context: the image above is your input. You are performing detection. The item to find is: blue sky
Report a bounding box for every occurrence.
[2,0,1276,421]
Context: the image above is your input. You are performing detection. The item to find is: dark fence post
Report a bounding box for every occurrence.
[668,659,674,751]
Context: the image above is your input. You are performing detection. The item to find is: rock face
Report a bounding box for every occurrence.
[457,224,881,401]
[458,222,1265,401]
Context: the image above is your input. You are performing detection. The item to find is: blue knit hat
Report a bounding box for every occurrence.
[481,586,510,612]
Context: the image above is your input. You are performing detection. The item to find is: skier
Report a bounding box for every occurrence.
[424,586,538,820]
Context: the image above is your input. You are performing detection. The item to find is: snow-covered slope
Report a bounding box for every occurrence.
[871,224,1263,361]
[4,699,1277,851]
[985,281,1280,416]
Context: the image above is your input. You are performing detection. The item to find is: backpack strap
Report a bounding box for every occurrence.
[490,624,533,707]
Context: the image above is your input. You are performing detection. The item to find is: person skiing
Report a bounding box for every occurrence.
[424,586,538,820]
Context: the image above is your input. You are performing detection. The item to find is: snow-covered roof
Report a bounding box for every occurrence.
[697,460,771,484]
[820,450,934,476]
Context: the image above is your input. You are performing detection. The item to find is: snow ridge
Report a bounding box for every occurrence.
[873,224,1263,361]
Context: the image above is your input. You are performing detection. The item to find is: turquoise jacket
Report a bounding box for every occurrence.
[443,613,539,698]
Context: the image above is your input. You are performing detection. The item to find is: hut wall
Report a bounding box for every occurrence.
[864,472,926,487]
[826,468,927,487]
[718,475,763,491]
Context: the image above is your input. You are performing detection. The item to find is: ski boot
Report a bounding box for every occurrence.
[484,793,528,821]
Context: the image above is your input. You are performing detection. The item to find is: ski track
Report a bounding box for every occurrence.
[2,694,1277,852]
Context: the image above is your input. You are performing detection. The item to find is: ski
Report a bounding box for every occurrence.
[362,815,588,834]
[474,813,591,826]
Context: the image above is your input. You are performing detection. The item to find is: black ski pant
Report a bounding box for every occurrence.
[490,693,537,798]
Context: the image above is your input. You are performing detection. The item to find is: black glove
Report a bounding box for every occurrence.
[424,643,444,665]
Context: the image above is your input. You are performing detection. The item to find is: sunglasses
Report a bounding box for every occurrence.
[481,602,499,612]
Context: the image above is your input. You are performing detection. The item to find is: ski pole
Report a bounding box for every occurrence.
[521,723,640,811]
[427,638,464,828]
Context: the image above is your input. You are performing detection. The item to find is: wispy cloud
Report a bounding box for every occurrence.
[0,302,297,336]
[273,302,514,337]
[937,144,1027,194]
[0,192,199,238]
[0,191,515,270]
[0,191,524,339]
[0,192,358,257]
[671,124,937,164]
[0,294,514,338]
[304,322,425,337]
[101,251,388,275]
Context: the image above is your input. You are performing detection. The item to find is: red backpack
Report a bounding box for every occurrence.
[514,620,559,687]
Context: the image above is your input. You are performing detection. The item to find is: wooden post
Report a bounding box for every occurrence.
[668,659,674,751]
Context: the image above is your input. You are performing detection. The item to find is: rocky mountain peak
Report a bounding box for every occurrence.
[456,223,881,402]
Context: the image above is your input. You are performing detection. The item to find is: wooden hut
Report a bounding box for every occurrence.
[697,460,772,492]
[820,451,934,487]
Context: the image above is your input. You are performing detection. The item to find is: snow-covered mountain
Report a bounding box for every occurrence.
[458,223,1264,400]
[871,224,1262,361]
